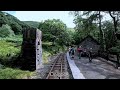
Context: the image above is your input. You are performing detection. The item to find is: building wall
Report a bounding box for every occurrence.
[79,37,100,52]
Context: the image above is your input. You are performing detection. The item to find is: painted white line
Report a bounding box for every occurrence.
[66,52,85,79]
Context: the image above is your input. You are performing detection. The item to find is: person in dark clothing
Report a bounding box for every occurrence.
[88,48,92,62]
[69,46,71,55]
[71,46,75,58]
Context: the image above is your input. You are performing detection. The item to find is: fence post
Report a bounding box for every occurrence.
[88,51,92,63]
[116,54,119,69]
[106,51,109,61]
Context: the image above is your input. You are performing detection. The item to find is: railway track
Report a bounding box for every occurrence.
[46,53,66,79]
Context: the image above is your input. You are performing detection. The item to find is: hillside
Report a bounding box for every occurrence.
[23,21,40,28]
[0,11,31,35]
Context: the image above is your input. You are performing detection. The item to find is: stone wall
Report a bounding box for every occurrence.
[21,28,42,71]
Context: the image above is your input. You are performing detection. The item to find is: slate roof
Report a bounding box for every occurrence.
[79,35,100,45]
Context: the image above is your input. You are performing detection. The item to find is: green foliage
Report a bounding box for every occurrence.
[42,42,56,63]
[0,12,8,27]
[23,21,40,28]
[38,19,71,46]
[0,11,30,35]
[109,46,120,53]
[10,22,22,34]
[71,11,117,52]
[42,50,51,64]
[42,41,67,64]
[0,40,21,66]
[0,67,33,79]
[72,12,100,45]
[0,35,23,47]
[6,12,30,29]
[65,28,75,45]
[42,42,60,54]
[0,24,15,38]
[102,21,116,50]
[109,40,120,53]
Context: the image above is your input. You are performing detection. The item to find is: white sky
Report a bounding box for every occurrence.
[4,11,76,28]
[3,11,112,28]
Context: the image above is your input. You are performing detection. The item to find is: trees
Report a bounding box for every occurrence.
[10,22,22,35]
[108,11,120,45]
[38,19,71,46]
[0,11,30,35]
[71,11,102,46]
[108,11,120,33]
[6,13,29,34]
[71,11,120,53]
[0,24,15,38]
[0,12,8,27]
[23,21,39,28]
[102,21,115,50]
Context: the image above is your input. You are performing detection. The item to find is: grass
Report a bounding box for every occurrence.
[0,40,21,65]
[42,42,52,46]
[42,50,52,64]
[0,36,66,78]
[42,42,60,64]
[0,35,35,79]
[0,35,22,42]
[0,35,22,66]
[0,67,34,79]
[42,42,67,64]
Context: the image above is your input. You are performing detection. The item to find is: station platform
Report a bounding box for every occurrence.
[66,52,85,79]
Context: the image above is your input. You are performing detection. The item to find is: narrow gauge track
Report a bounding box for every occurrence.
[46,53,66,79]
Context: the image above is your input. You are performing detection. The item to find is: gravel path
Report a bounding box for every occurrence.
[31,53,70,79]
[73,54,120,79]
[31,53,60,79]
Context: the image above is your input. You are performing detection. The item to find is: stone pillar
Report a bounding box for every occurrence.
[21,28,42,71]
[36,29,43,70]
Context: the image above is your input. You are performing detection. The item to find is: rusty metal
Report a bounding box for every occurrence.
[46,53,65,79]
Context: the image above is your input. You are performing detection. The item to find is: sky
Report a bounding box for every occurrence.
[3,11,112,28]
[4,11,75,28]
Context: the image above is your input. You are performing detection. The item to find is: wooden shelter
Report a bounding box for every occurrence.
[79,35,100,54]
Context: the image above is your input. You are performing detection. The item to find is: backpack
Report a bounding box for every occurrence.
[71,48,74,53]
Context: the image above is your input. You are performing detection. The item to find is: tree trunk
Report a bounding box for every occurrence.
[109,11,118,46]
[109,11,118,32]
[98,11,104,52]
[113,18,118,32]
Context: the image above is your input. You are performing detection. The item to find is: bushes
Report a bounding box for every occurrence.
[109,46,120,54]
[42,50,51,64]
[0,68,33,79]
[42,42,67,64]
[10,22,22,35]
[0,24,15,38]
[108,40,120,54]
[0,40,21,66]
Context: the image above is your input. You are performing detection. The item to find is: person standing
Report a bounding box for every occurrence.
[71,46,75,58]
[77,45,82,59]
[68,46,71,56]
[88,48,92,62]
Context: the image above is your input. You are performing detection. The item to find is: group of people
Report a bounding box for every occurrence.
[68,45,83,59]
[68,45,93,62]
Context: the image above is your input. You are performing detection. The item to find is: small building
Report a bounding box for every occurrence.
[79,35,100,54]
